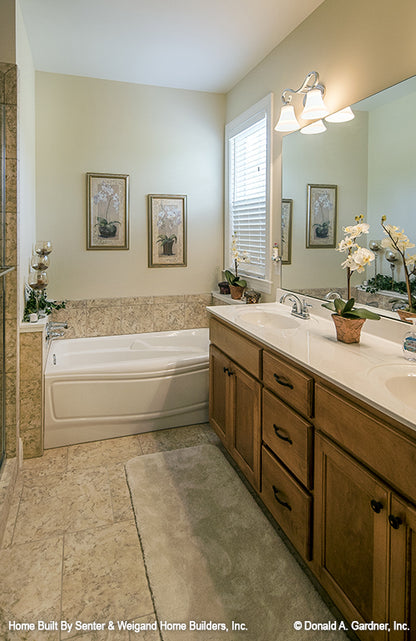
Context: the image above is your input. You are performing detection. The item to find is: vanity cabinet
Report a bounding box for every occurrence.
[314,384,416,641]
[208,313,416,640]
[209,329,261,490]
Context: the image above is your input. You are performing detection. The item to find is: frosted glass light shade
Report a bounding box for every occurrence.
[301,89,329,120]
[274,105,300,132]
[300,119,327,135]
[325,106,355,123]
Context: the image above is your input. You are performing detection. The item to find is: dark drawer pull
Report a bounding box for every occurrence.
[223,367,228,373]
[273,374,294,389]
[273,424,293,444]
[388,514,403,530]
[272,485,292,511]
[370,499,383,514]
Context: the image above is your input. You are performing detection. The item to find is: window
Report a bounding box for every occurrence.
[225,94,273,293]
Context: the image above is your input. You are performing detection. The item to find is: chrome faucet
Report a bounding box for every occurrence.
[325,291,342,300]
[279,293,311,319]
[46,321,68,340]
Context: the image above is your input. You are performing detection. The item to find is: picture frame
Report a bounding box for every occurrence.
[148,194,187,267]
[86,173,129,250]
[306,184,337,248]
[281,199,293,264]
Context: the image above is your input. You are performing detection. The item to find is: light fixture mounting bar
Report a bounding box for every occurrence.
[281,71,325,105]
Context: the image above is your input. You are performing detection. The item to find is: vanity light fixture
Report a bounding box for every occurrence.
[325,106,355,123]
[274,71,329,133]
[300,119,327,135]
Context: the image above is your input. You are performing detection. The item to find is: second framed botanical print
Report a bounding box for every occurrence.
[306,184,337,248]
[148,194,187,267]
[281,199,293,264]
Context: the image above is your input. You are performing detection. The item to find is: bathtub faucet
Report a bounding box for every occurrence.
[46,321,68,340]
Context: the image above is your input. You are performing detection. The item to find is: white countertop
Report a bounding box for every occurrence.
[207,296,416,434]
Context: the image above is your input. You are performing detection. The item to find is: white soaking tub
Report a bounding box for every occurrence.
[44,328,209,448]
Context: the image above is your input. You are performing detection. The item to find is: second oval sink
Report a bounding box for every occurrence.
[238,310,300,331]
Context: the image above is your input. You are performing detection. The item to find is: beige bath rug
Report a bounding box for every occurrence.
[125,444,347,641]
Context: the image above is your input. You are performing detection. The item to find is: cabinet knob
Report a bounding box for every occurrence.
[370,500,383,514]
[272,485,292,511]
[388,514,403,530]
[223,366,229,374]
[227,369,233,377]
[273,424,293,445]
[273,374,294,389]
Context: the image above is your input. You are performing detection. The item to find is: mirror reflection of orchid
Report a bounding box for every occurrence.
[337,215,375,299]
[93,181,121,238]
[224,235,250,287]
[381,216,416,312]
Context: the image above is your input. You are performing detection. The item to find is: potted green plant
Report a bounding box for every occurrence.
[224,235,249,299]
[381,216,416,322]
[157,234,177,256]
[23,289,66,322]
[322,215,380,343]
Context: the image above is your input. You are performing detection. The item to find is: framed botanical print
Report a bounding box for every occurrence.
[87,173,129,250]
[148,194,187,267]
[281,199,293,264]
[306,184,337,248]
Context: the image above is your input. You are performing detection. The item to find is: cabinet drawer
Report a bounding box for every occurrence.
[263,351,313,417]
[261,446,312,560]
[263,389,313,489]
[210,318,261,378]
[315,384,416,502]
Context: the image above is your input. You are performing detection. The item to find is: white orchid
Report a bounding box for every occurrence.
[381,216,416,311]
[337,215,375,299]
[343,222,370,237]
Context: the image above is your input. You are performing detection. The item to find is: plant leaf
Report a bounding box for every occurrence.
[334,298,346,315]
[343,298,355,314]
[321,301,336,312]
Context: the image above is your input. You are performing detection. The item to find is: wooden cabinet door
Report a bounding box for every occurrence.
[389,496,416,641]
[229,363,261,491]
[314,433,390,640]
[209,345,232,448]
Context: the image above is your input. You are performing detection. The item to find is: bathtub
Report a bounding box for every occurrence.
[44,328,209,448]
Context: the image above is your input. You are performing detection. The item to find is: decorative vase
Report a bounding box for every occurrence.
[229,284,245,300]
[218,281,230,295]
[331,314,366,344]
[397,309,416,324]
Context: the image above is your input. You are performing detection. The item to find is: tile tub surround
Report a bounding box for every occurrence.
[0,424,218,640]
[19,329,45,459]
[50,293,212,339]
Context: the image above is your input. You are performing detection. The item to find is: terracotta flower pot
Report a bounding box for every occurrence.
[229,284,245,300]
[397,309,416,324]
[331,314,366,344]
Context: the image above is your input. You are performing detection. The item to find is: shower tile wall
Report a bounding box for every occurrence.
[1,63,19,459]
[20,330,44,458]
[50,293,212,339]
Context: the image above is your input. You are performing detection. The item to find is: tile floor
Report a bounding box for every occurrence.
[0,423,220,641]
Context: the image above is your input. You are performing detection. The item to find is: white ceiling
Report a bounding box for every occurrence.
[20,0,325,93]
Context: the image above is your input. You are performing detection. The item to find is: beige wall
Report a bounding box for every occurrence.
[16,0,36,320]
[35,73,225,301]
[226,0,416,300]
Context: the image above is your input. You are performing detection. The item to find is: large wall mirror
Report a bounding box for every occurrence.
[281,74,416,317]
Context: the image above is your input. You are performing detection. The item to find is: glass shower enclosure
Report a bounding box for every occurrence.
[0,98,8,470]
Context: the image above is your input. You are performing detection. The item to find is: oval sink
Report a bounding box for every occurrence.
[237,310,300,331]
[368,363,416,411]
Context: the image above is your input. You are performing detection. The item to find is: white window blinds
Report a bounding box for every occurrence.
[229,117,267,278]
[225,94,272,290]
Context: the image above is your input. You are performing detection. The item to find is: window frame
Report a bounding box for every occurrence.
[224,93,273,294]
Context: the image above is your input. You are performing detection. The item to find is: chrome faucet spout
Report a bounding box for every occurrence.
[279,293,310,319]
[325,291,342,300]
